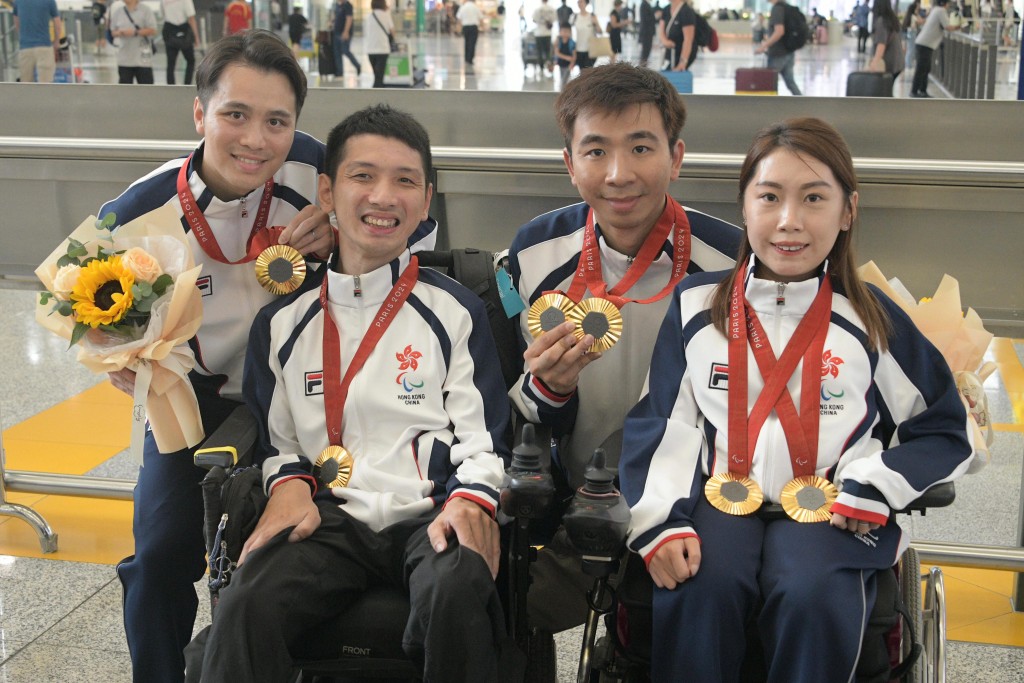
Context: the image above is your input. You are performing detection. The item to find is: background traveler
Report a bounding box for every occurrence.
[160,0,199,85]
[13,0,63,83]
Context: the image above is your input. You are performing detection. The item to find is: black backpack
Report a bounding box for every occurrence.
[694,12,712,47]
[782,3,809,51]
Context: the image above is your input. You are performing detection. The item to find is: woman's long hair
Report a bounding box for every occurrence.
[709,117,891,351]
[873,0,902,36]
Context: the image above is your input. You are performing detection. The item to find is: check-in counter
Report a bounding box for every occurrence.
[1,84,1021,335]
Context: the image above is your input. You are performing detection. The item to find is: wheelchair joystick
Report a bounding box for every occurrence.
[563,447,631,683]
[499,423,555,519]
[563,448,630,578]
[499,423,556,648]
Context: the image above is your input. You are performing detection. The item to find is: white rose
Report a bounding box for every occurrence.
[52,264,82,300]
[121,247,163,284]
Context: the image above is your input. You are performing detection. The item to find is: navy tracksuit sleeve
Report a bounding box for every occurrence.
[620,286,707,563]
[506,240,580,437]
[242,307,317,496]
[831,296,973,522]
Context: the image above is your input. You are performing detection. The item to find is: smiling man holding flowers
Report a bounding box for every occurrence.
[82,30,408,683]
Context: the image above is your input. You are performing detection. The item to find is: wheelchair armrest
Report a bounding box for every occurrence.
[895,481,956,514]
[194,404,258,470]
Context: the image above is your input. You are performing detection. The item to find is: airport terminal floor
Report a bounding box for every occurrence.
[1,20,1024,683]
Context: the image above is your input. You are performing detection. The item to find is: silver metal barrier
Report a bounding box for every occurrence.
[938,32,999,99]
[0,10,15,72]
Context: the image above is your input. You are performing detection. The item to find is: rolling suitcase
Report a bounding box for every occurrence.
[316,31,335,76]
[735,67,777,95]
[845,71,893,97]
[661,52,693,94]
[815,24,828,44]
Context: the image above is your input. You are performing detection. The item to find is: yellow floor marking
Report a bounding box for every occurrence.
[990,337,1024,426]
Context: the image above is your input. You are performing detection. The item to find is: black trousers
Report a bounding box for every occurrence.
[912,43,934,93]
[463,24,479,63]
[535,34,552,67]
[369,52,388,87]
[118,66,154,84]
[164,44,195,85]
[200,502,510,682]
[639,31,654,65]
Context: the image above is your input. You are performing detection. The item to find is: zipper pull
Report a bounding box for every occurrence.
[776,282,786,306]
[353,275,362,297]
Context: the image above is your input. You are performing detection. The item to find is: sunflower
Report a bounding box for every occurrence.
[71,255,136,327]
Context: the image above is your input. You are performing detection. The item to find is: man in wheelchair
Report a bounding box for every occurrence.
[197,104,519,682]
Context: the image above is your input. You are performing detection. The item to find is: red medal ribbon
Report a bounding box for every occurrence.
[320,257,419,446]
[727,260,832,479]
[176,153,278,264]
[562,195,691,308]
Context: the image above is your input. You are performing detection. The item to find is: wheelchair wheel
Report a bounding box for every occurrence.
[899,548,925,683]
[921,566,947,683]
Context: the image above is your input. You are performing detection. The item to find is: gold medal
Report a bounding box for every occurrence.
[779,475,838,523]
[527,293,576,339]
[313,445,355,488]
[255,245,306,295]
[568,298,623,353]
[704,472,763,516]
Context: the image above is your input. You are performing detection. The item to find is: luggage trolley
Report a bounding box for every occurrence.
[384,41,428,88]
[54,34,84,83]
[521,30,544,73]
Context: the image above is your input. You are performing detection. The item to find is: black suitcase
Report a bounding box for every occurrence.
[846,71,893,97]
[317,31,335,77]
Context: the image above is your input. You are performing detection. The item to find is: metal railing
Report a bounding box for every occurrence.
[0,10,16,73]
[937,31,1000,99]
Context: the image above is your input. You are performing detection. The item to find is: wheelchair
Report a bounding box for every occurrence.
[561,430,956,683]
[184,248,558,682]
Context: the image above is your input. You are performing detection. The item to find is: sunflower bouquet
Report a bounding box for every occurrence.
[858,261,995,472]
[36,205,206,463]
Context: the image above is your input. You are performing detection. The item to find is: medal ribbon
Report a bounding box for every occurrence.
[727,260,832,479]
[563,195,691,308]
[176,153,278,264]
[320,256,419,446]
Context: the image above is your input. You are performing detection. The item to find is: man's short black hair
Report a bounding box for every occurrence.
[324,104,433,184]
[195,29,307,117]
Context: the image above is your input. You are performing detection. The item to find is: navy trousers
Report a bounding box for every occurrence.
[117,397,239,683]
[651,496,901,683]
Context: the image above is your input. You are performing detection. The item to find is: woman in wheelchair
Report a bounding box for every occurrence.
[618,117,975,682]
[197,105,519,682]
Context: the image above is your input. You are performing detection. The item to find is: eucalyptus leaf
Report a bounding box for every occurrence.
[56,254,78,268]
[69,322,90,347]
[152,274,174,294]
[135,298,153,313]
[100,212,117,230]
[56,300,73,317]
[39,291,53,305]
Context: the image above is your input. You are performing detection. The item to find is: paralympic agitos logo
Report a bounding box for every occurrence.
[820,349,844,401]
[395,345,425,392]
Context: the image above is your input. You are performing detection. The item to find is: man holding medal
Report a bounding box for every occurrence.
[98,31,425,683]
[199,104,516,682]
[507,62,742,633]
